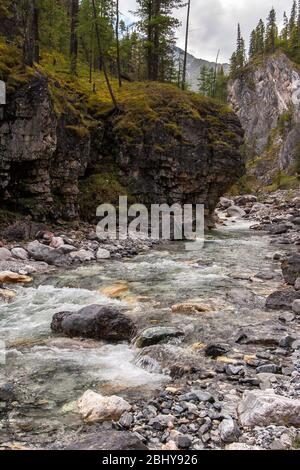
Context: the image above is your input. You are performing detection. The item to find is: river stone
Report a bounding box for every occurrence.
[234,195,257,206]
[281,254,300,285]
[27,240,69,266]
[51,305,137,341]
[0,288,16,302]
[292,300,300,314]
[225,443,263,450]
[238,389,300,427]
[266,289,300,310]
[50,237,64,249]
[149,414,174,430]
[269,224,289,235]
[64,430,147,450]
[205,343,230,358]
[219,418,241,443]
[0,248,12,261]
[69,250,95,262]
[135,326,185,348]
[77,390,131,424]
[226,206,246,218]
[96,248,111,260]
[0,271,32,284]
[256,364,281,374]
[11,247,28,260]
[295,278,300,290]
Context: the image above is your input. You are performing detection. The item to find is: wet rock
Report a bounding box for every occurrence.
[96,248,111,260]
[205,343,230,358]
[27,241,68,266]
[278,312,295,323]
[69,250,95,262]
[135,326,184,348]
[256,364,281,374]
[0,383,15,402]
[226,206,246,218]
[292,300,300,314]
[0,271,32,284]
[266,289,300,310]
[295,277,300,290]
[65,430,147,450]
[0,248,12,261]
[269,224,289,235]
[171,302,211,314]
[238,389,300,427]
[279,335,298,348]
[219,418,241,443]
[77,390,131,424]
[11,247,28,260]
[51,305,137,341]
[281,254,300,285]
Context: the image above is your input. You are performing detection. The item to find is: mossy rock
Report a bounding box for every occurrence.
[78,173,133,222]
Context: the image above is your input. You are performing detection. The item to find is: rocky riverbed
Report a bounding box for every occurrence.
[0,190,300,451]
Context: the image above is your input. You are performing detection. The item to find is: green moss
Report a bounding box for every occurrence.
[266,171,299,192]
[78,173,133,222]
[278,107,293,135]
[65,125,89,138]
[0,209,21,226]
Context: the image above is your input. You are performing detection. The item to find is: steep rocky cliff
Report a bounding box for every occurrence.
[228,52,300,188]
[0,44,244,226]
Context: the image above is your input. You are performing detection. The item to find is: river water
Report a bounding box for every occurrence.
[0,220,290,444]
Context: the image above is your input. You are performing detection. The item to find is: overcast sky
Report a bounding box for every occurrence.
[119,0,289,63]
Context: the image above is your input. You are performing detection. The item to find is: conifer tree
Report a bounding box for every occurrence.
[265,7,277,53]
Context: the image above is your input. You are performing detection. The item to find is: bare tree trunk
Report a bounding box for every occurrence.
[182,0,191,90]
[33,1,39,63]
[152,0,160,81]
[23,0,39,66]
[147,0,153,80]
[212,49,220,98]
[70,0,79,75]
[116,0,122,87]
[91,0,118,110]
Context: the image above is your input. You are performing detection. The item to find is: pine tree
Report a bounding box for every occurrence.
[281,12,289,43]
[249,29,257,58]
[265,7,277,53]
[256,19,265,54]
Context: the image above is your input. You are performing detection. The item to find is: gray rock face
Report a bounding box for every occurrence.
[0,73,244,225]
[238,390,300,427]
[228,53,300,179]
[0,248,12,261]
[135,326,185,348]
[51,305,137,342]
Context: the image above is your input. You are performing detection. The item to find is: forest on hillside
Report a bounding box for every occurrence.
[231,0,300,75]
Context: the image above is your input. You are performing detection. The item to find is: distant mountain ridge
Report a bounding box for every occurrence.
[175,47,229,91]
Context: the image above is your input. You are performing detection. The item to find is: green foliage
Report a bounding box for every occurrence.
[78,173,130,221]
[278,107,294,134]
[197,65,228,103]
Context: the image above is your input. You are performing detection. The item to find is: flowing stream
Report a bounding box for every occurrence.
[0,220,293,444]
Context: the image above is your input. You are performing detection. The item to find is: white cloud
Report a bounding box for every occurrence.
[120,0,290,62]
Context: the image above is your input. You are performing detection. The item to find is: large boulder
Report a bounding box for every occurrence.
[0,271,32,284]
[27,241,69,266]
[266,289,300,310]
[282,254,300,286]
[51,305,137,341]
[238,390,300,427]
[77,390,131,424]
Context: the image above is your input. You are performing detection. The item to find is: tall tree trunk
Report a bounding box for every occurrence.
[182,0,191,90]
[33,0,39,63]
[116,0,122,87]
[70,0,79,75]
[147,1,153,80]
[91,0,118,110]
[152,0,160,81]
